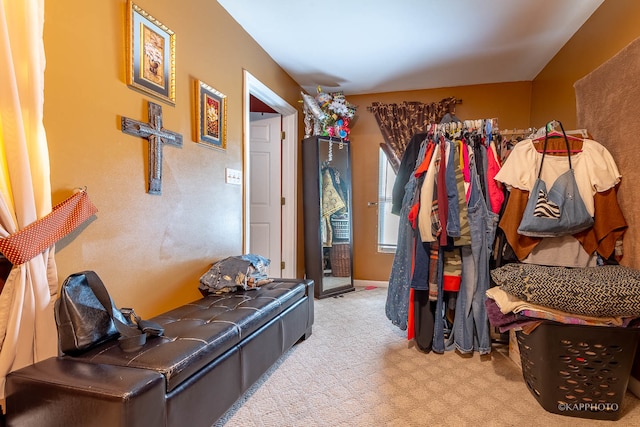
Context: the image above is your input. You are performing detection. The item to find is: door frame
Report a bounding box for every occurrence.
[243,70,298,278]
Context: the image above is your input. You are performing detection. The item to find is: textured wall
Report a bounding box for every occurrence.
[44,0,302,317]
[575,36,640,269]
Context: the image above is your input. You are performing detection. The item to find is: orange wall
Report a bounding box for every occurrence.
[531,0,640,129]
[349,0,640,283]
[347,82,532,281]
[44,1,640,298]
[44,0,302,317]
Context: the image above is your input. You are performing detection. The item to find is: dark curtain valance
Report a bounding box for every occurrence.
[367,97,459,172]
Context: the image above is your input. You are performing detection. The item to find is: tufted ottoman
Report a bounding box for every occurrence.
[6,279,314,427]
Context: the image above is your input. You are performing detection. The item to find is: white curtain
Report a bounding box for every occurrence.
[0,0,57,398]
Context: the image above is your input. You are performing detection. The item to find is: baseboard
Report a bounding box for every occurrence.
[629,376,640,399]
[354,280,388,288]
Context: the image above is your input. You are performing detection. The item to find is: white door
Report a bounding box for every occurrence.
[249,112,282,277]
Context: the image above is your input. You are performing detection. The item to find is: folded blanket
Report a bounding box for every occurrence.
[486,286,628,327]
[484,297,540,332]
[491,263,640,317]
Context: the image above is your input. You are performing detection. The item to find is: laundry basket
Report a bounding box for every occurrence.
[329,243,351,277]
[330,216,350,242]
[516,322,640,420]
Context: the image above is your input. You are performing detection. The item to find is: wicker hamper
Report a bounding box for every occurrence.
[329,243,351,277]
[516,322,640,421]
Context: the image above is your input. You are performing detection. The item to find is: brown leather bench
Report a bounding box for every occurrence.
[5,279,314,427]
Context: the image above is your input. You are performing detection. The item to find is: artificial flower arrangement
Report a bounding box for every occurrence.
[301,87,357,140]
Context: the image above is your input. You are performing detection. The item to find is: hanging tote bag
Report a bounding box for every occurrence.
[517,123,594,238]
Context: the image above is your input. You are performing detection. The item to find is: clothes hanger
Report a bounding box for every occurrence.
[534,129,584,142]
[533,120,583,153]
[533,120,583,142]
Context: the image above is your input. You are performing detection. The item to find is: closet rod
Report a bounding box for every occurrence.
[500,127,589,138]
[500,128,534,137]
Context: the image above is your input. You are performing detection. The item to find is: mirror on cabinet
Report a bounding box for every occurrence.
[302,136,355,298]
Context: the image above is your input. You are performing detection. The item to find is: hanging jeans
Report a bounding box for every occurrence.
[410,229,430,291]
[431,246,446,353]
[385,174,424,331]
[387,141,430,330]
[445,140,461,239]
[386,172,419,330]
[410,228,436,352]
[446,145,498,354]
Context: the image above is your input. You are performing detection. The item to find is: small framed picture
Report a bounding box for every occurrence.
[195,79,227,150]
[127,1,175,105]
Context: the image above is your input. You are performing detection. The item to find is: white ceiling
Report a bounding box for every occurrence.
[218,0,604,95]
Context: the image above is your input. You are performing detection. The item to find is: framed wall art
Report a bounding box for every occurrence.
[195,79,227,150]
[127,1,175,105]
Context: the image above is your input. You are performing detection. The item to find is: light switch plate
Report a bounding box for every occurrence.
[225,168,242,185]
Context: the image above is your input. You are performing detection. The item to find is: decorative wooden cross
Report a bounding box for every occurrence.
[121,101,183,195]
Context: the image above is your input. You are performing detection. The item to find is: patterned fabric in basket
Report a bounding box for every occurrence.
[491,263,640,317]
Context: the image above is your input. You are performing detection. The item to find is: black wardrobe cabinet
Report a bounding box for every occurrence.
[302,136,355,299]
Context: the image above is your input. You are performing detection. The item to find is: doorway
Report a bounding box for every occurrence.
[249,112,282,277]
[243,71,298,279]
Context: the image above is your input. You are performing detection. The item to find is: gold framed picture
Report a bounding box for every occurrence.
[195,79,227,150]
[127,1,175,105]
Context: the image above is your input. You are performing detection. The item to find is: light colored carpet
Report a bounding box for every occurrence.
[215,287,640,426]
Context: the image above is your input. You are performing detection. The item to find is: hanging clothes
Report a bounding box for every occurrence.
[486,141,504,214]
[495,130,627,266]
[387,118,503,355]
[443,141,499,354]
[320,166,348,247]
[391,133,428,215]
[495,138,620,217]
[386,137,430,330]
[386,121,627,354]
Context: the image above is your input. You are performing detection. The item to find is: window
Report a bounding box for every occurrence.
[377,148,399,253]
